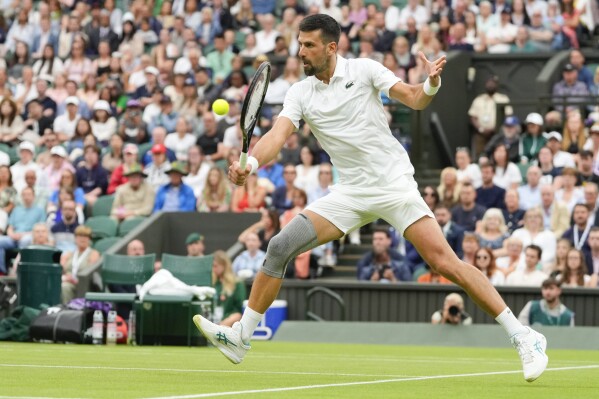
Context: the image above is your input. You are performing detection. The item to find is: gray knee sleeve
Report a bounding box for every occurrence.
[262,213,319,278]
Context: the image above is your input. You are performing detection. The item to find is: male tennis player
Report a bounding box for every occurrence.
[194,14,548,382]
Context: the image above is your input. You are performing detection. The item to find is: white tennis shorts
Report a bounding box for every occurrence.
[305,175,434,236]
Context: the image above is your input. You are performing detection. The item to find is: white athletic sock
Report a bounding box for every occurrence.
[495,307,527,337]
[239,307,263,344]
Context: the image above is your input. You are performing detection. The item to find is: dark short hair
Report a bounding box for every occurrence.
[526,244,542,259]
[299,14,341,45]
[580,150,594,159]
[372,227,391,239]
[542,277,561,288]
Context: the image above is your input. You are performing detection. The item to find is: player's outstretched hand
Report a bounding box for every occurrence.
[228,161,251,186]
[419,51,446,87]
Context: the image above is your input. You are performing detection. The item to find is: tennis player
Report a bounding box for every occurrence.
[194,14,548,382]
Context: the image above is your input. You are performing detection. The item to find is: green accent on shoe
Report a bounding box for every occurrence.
[216,331,237,347]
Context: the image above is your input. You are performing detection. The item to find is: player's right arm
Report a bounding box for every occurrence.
[228,116,296,186]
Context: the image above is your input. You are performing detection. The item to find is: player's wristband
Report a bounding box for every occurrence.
[423,77,441,96]
[247,156,259,174]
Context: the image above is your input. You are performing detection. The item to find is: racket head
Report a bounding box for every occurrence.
[240,62,271,154]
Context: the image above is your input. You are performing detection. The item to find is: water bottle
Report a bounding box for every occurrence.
[92,310,104,345]
[127,310,136,346]
[106,310,117,346]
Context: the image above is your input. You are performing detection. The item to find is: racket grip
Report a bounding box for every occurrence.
[239,152,248,171]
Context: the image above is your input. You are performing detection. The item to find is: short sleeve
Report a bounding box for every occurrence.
[278,83,304,130]
[364,59,402,97]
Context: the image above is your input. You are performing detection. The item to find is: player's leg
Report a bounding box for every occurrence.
[404,216,548,382]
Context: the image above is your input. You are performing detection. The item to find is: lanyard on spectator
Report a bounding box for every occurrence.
[573,224,591,250]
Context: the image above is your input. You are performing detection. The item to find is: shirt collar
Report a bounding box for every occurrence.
[312,55,347,86]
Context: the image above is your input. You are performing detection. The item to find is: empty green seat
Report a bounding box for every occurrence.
[118,217,146,237]
[92,195,115,217]
[93,237,121,253]
[85,216,118,240]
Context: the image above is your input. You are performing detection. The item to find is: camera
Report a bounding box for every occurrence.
[378,264,391,278]
[448,305,460,316]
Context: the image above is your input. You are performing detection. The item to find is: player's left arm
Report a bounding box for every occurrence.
[388,52,447,110]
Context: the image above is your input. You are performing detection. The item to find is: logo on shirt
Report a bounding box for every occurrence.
[345,81,355,89]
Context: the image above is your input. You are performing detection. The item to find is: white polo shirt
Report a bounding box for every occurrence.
[279,56,414,193]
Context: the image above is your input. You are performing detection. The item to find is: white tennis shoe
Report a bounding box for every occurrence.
[511,327,548,382]
[193,315,250,364]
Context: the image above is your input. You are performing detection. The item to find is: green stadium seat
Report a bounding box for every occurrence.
[93,237,121,254]
[92,195,115,217]
[118,217,146,237]
[85,216,118,240]
[161,254,213,286]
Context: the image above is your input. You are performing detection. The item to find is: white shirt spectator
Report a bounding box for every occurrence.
[398,3,429,30]
[493,163,522,189]
[255,30,279,55]
[518,184,542,210]
[511,228,556,267]
[165,133,197,161]
[11,161,43,192]
[505,268,548,286]
[552,151,576,168]
[53,114,80,140]
[456,164,482,188]
[183,162,211,198]
[233,249,266,279]
[555,187,585,214]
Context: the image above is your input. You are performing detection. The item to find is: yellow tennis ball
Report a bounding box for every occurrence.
[212,99,230,116]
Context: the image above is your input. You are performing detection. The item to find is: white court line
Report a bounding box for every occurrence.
[139,365,599,399]
[0,364,410,379]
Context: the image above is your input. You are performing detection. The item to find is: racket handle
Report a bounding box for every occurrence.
[239,152,248,171]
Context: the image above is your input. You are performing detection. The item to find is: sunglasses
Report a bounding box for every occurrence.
[476,255,489,260]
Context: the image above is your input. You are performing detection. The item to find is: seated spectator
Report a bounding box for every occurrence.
[552,63,590,112]
[455,147,482,188]
[484,115,521,164]
[183,146,212,199]
[421,185,440,211]
[44,146,75,193]
[111,163,155,221]
[53,97,81,142]
[555,167,584,214]
[518,113,546,164]
[576,150,599,186]
[435,204,464,258]
[0,165,17,233]
[517,166,542,211]
[451,183,486,232]
[476,163,506,210]
[144,143,172,191]
[294,146,320,193]
[491,144,522,190]
[539,184,570,237]
[518,278,574,326]
[118,99,148,145]
[258,158,285,190]
[90,100,117,146]
[562,110,587,155]
[503,189,525,233]
[107,143,138,194]
[153,162,196,212]
[356,227,410,282]
[0,187,46,274]
[476,208,510,252]
[10,141,42,192]
[76,145,108,208]
[48,170,86,215]
[546,238,572,277]
[60,225,100,304]
[196,112,225,163]
[231,173,266,213]
[431,293,472,325]
[562,203,592,257]
[544,132,575,168]
[271,163,297,213]
[582,183,598,225]
[8,223,56,276]
[505,244,548,286]
[51,199,79,252]
[474,247,505,285]
[197,166,231,212]
[185,233,205,257]
[232,232,265,280]
[308,163,333,205]
[537,147,561,186]
[496,236,524,277]
[559,248,595,287]
[142,127,177,166]
[238,208,280,253]
[19,170,49,210]
[0,97,24,144]
[149,95,178,134]
[438,167,462,209]
[165,118,196,162]
[511,208,556,268]
[212,250,246,327]
[101,134,124,174]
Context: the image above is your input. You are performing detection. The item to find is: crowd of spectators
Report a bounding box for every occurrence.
[0,0,598,289]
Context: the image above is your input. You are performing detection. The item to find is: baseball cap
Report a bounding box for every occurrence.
[124,143,139,154]
[144,66,159,76]
[543,131,563,142]
[19,141,35,153]
[186,233,204,245]
[50,146,68,158]
[65,96,80,106]
[563,63,576,72]
[151,143,167,154]
[503,115,520,126]
[525,112,543,126]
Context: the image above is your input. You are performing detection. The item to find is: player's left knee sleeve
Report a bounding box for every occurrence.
[262,213,319,278]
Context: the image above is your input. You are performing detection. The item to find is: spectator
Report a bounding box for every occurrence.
[476,208,510,252]
[0,187,46,274]
[19,169,49,210]
[569,49,595,93]
[22,98,53,142]
[496,236,524,277]
[555,167,585,214]
[101,134,124,174]
[232,232,266,280]
[0,165,16,233]
[461,232,480,266]
[153,161,196,212]
[474,247,505,285]
[434,204,464,258]
[517,165,542,210]
[183,146,212,199]
[308,162,334,205]
[196,112,225,162]
[518,278,574,326]
[455,147,482,188]
[448,22,474,52]
[165,118,196,162]
[582,182,598,224]
[505,244,548,286]
[486,9,518,53]
[186,232,205,257]
[51,199,79,252]
[528,10,554,51]
[356,227,410,282]
[10,141,42,192]
[562,203,592,257]
[476,163,506,210]
[546,238,573,277]
[149,95,178,134]
[60,225,100,304]
[468,76,512,156]
[512,207,557,267]
[539,184,570,238]
[111,163,155,221]
[144,143,172,191]
[257,158,285,190]
[552,64,590,112]
[510,26,537,53]
[484,115,521,164]
[63,37,95,85]
[212,250,246,327]
[271,163,297,214]
[503,189,525,233]
[238,208,280,253]
[48,170,86,215]
[437,166,461,209]
[254,13,280,55]
[431,293,472,325]
[76,145,108,207]
[118,99,148,145]
[0,97,24,144]
[280,188,308,228]
[451,183,486,232]
[197,166,231,212]
[584,227,599,275]
[53,97,81,142]
[8,222,55,276]
[577,150,599,186]
[44,146,75,193]
[90,100,117,146]
[231,173,266,213]
[421,185,440,211]
[544,132,576,169]
[206,34,235,84]
[559,248,593,287]
[491,144,522,190]
[518,113,546,163]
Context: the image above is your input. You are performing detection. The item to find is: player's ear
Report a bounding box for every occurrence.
[327,41,337,56]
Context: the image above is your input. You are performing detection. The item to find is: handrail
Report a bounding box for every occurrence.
[305,286,346,321]
[429,111,455,167]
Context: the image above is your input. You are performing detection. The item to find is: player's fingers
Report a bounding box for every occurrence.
[418,51,427,64]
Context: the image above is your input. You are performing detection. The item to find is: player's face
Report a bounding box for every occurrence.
[298,30,334,77]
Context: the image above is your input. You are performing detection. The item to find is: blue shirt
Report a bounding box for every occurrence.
[153,183,196,212]
[9,205,46,232]
[257,163,285,188]
[232,250,266,278]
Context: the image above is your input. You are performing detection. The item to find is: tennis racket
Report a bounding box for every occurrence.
[239,61,271,171]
